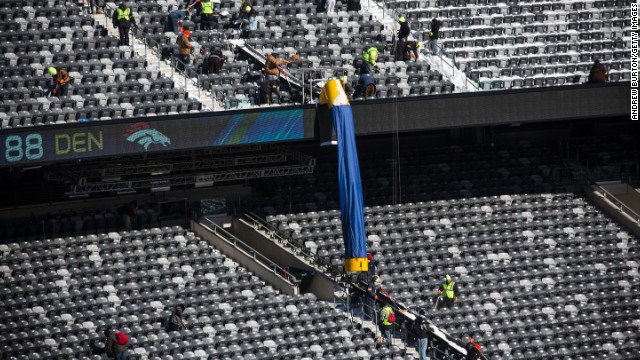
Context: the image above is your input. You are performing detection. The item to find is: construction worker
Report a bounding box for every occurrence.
[352,252,374,306]
[428,18,441,55]
[206,48,225,74]
[413,312,434,360]
[395,16,411,60]
[437,274,459,308]
[340,75,353,101]
[167,7,190,34]
[366,275,391,316]
[51,68,71,97]
[176,29,193,69]
[378,303,395,347]
[239,5,257,31]
[198,0,215,30]
[401,41,423,62]
[465,336,482,360]
[264,53,289,80]
[398,16,411,41]
[360,46,379,79]
[365,275,380,316]
[44,67,58,96]
[112,2,136,46]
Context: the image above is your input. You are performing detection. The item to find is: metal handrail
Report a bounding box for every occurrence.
[103,2,204,101]
[588,178,640,224]
[338,282,475,359]
[587,160,640,182]
[240,210,333,272]
[199,217,300,285]
[332,283,459,357]
[368,0,480,92]
[431,42,480,91]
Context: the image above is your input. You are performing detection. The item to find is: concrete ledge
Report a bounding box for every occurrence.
[586,186,640,238]
[233,217,336,301]
[192,220,298,296]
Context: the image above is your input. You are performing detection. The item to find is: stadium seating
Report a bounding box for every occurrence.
[130,0,632,101]
[241,136,640,359]
[0,226,412,359]
[266,193,640,360]
[0,1,202,129]
[248,140,569,217]
[391,0,633,88]
[0,0,633,125]
[128,0,457,106]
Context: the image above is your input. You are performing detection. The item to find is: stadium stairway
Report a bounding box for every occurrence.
[334,284,422,358]
[362,0,479,92]
[223,214,423,358]
[93,5,218,111]
[0,225,420,359]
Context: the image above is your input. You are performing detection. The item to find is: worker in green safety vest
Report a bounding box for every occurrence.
[378,304,395,347]
[362,46,379,65]
[437,274,459,308]
[112,2,136,46]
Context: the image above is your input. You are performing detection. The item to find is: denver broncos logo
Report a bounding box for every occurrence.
[122,122,171,150]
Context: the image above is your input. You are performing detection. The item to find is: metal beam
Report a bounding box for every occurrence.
[67,163,315,195]
[53,144,269,179]
[99,153,289,178]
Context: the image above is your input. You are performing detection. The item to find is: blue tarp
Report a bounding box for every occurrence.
[319,79,367,273]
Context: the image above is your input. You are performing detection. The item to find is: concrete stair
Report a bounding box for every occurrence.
[90,11,220,112]
[334,285,420,359]
[360,0,478,92]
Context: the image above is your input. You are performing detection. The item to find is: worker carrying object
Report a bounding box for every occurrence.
[365,275,389,316]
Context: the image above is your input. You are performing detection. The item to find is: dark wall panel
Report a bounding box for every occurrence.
[350,83,631,134]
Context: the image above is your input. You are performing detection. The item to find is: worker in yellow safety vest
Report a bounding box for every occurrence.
[436,274,459,308]
[360,46,379,78]
[378,304,395,346]
[112,2,136,46]
[363,46,379,66]
[198,0,215,30]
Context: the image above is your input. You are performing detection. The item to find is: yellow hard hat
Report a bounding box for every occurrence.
[47,67,57,76]
[398,16,405,23]
[445,274,452,282]
[245,5,251,12]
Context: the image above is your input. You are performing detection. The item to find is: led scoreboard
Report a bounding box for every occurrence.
[0,109,307,167]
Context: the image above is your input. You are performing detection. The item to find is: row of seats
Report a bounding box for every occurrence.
[0,1,204,129]
[270,192,640,359]
[0,0,634,124]
[244,136,638,359]
[2,98,202,128]
[128,0,454,107]
[0,227,412,359]
[475,69,631,89]
[384,0,632,89]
